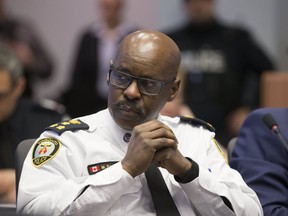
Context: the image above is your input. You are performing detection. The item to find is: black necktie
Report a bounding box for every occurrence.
[145,164,181,216]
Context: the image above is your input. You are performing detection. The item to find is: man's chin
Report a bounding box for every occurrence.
[118,113,144,129]
[117,118,142,131]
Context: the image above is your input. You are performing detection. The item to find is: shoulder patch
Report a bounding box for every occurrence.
[179,116,215,132]
[32,138,61,168]
[45,119,89,135]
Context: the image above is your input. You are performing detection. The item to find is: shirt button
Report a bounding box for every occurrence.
[123,133,131,142]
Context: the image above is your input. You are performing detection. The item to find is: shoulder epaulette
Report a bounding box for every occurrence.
[45,119,89,135]
[179,116,215,132]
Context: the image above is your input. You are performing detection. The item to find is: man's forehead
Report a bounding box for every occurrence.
[113,30,180,78]
[118,32,171,60]
[113,46,162,68]
[112,55,161,71]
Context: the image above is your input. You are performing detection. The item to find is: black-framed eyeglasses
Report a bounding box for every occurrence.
[107,68,176,96]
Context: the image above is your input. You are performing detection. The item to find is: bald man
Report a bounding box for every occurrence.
[17,30,262,216]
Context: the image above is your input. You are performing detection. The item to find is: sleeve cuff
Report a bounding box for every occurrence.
[174,157,199,183]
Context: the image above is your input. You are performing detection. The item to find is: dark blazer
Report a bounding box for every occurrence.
[229,108,288,216]
[61,31,106,118]
[167,20,275,146]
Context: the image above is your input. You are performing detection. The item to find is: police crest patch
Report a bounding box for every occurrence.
[32,138,61,168]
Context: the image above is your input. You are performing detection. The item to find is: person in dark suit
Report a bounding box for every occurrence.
[0,44,65,203]
[167,0,275,147]
[229,108,288,216]
[61,0,138,118]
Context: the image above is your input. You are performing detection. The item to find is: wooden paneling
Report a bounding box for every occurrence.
[260,72,288,107]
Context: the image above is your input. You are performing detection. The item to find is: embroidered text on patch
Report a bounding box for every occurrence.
[32,138,61,168]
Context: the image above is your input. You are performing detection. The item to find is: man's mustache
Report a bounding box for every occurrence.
[116,101,146,116]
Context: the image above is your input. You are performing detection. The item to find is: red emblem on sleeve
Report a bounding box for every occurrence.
[87,161,118,175]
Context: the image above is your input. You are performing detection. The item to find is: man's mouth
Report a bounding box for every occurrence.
[117,102,145,117]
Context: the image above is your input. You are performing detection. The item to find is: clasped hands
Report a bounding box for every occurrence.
[121,120,191,178]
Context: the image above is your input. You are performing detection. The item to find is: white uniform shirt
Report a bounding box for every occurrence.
[17,109,263,216]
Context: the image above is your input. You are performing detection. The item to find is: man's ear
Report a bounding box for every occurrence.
[14,76,26,97]
[167,79,181,102]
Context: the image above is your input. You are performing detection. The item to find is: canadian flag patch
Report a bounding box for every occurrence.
[87,161,118,175]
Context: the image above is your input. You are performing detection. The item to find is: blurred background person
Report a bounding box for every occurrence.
[161,67,193,118]
[167,0,275,147]
[0,44,64,203]
[0,0,54,99]
[161,67,229,157]
[60,0,138,118]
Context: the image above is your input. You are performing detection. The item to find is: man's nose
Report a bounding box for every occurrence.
[123,79,141,99]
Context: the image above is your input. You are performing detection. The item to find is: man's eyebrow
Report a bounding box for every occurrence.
[112,66,157,80]
[113,64,130,71]
[116,66,129,72]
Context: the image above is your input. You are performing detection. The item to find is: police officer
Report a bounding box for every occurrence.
[0,44,65,203]
[17,30,262,215]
